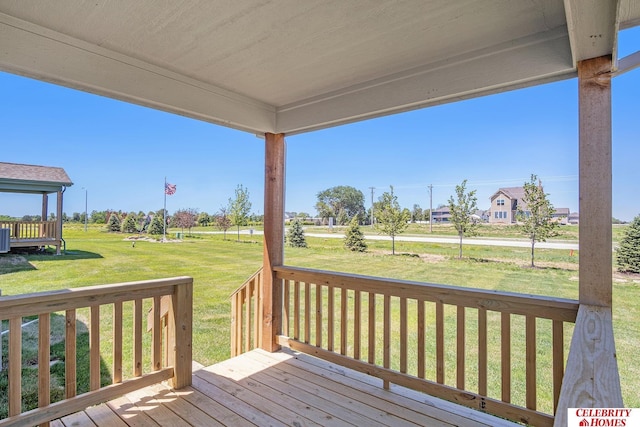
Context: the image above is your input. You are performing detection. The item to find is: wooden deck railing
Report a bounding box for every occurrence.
[0,276,193,427]
[0,220,58,240]
[230,268,263,357]
[242,266,576,427]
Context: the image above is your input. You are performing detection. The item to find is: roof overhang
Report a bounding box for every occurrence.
[1,1,638,136]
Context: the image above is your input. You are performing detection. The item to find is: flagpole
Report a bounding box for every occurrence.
[163,176,167,242]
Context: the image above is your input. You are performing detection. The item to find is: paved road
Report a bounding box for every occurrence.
[194,230,580,250]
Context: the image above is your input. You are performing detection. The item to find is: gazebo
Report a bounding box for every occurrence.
[0,162,73,254]
[0,2,638,426]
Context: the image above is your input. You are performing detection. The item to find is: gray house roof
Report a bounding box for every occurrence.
[0,162,73,194]
[490,187,526,202]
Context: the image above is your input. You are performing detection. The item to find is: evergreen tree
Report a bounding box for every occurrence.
[448,179,478,259]
[148,215,164,235]
[287,219,308,248]
[616,214,640,273]
[344,217,367,252]
[518,174,559,267]
[107,212,121,232]
[121,212,138,233]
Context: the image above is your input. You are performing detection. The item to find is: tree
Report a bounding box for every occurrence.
[411,204,423,223]
[198,212,211,227]
[121,212,138,233]
[107,212,121,232]
[148,215,164,235]
[518,174,559,267]
[616,214,640,273]
[315,186,366,225]
[344,217,367,252]
[229,184,252,241]
[374,186,410,255]
[90,210,107,224]
[215,207,233,240]
[287,218,308,248]
[173,208,198,235]
[448,179,478,259]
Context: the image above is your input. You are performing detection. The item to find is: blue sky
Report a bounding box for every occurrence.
[2,28,639,222]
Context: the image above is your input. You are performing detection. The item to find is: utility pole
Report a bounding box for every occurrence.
[369,187,375,227]
[429,184,433,233]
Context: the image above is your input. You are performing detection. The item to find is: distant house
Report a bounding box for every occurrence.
[488,187,527,224]
[489,186,572,225]
[431,206,450,223]
[568,212,580,224]
[553,207,570,224]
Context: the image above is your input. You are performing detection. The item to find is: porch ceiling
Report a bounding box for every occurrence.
[0,1,638,136]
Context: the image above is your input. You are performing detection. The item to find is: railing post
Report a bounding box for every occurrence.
[169,279,193,388]
[262,132,285,352]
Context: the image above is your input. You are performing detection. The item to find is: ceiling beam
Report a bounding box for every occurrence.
[564,0,620,66]
[276,29,575,135]
[0,13,276,134]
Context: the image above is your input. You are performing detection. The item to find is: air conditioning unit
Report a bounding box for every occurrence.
[0,228,10,253]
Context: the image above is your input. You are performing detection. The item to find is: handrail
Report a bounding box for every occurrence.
[273,265,579,427]
[230,268,263,357]
[0,220,58,240]
[0,276,193,427]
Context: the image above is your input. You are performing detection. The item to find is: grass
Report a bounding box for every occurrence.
[0,222,638,416]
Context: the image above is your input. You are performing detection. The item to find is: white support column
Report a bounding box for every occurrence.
[261,132,285,352]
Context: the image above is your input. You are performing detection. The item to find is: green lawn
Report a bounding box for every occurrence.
[0,223,637,414]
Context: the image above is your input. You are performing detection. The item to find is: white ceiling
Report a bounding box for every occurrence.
[0,0,638,135]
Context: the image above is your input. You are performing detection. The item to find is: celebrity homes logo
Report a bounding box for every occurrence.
[568,408,639,426]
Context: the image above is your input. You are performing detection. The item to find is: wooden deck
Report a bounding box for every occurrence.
[53,348,520,427]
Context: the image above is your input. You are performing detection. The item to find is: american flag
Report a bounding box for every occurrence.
[165,182,177,195]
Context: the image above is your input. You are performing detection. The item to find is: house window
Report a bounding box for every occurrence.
[496,199,505,206]
[495,211,507,219]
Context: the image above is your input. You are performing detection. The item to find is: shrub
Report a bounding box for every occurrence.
[286,219,307,248]
[344,217,367,252]
[616,215,640,273]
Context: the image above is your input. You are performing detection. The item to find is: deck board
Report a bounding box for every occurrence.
[60,348,521,426]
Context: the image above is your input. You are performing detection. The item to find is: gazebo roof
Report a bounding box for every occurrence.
[1,1,638,136]
[0,162,73,194]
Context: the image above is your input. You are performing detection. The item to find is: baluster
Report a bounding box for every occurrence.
[354,290,361,360]
[90,305,100,391]
[436,301,444,384]
[316,284,322,348]
[367,293,375,364]
[340,288,347,355]
[38,313,51,424]
[400,297,407,374]
[417,300,425,378]
[113,302,123,382]
[383,294,390,389]
[152,296,161,370]
[457,306,465,390]
[327,285,334,351]
[65,310,76,398]
[552,320,564,412]
[133,299,142,377]
[305,282,311,344]
[9,317,21,417]
[501,312,511,403]
[526,315,536,410]
[478,308,487,396]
